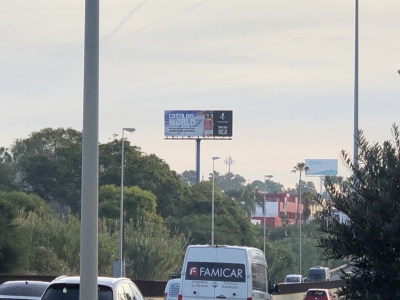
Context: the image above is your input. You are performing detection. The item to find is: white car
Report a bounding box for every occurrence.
[40,276,145,300]
[0,280,50,300]
[283,274,302,284]
[164,278,180,300]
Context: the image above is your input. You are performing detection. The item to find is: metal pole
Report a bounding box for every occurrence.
[263,184,266,255]
[353,0,359,169]
[119,129,125,277]
[211,159,215,245]
[299,183,302,275]
[80,0,99,298]
[196,139,201,183]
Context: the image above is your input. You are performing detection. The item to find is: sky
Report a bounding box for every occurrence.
[1,0,400,190]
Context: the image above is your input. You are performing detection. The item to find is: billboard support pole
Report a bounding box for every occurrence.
[196,139,201,182]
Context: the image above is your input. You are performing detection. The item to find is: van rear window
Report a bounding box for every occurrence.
[186,262,246,282]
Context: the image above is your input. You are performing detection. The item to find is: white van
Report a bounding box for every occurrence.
[178,245,272,300]
[306,266,330,282]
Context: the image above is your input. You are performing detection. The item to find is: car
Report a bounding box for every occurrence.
[163,278,180,300]
[0,280,50,300]
[283,274,302,284]
[303,288,335,300]
[40,276,145,300]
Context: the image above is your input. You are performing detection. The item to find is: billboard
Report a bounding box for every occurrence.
[164,110,233,138]
[305,159,338,176]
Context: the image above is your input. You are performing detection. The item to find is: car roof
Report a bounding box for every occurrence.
[166,278,181,284]
[285,274,302,277]
[307,288,330,292]
[50,276,131,288]
[1,281,50,286]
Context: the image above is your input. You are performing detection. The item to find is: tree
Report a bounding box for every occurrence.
[250,179,284,194]
[124,219,189,280]
[0,147,18,192]
[224,184,258,218]
[11,128,82,214]
[99,137,190,218]
[208,172,246,191]
[166,181,258,246]
[99,184,161,223]
[180,170,197,186]
[315,125,400,299]
[0,194,30,273]
[291,162,310,223]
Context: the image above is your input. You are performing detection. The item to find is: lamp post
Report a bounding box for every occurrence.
[120,127,135,277]
[299,182,306,275]
[263,175,273,255]
[211,156,220,245]
[353,0,359,169]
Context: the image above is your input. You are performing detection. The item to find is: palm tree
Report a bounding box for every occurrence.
[291,162,310,223]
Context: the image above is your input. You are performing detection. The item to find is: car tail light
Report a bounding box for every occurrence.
[247,297,252,300]
[178,294,182,300]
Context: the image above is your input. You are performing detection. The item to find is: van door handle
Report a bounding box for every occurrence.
[216,296,226,299]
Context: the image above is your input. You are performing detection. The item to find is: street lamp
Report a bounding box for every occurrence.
[263,174,273,255]
[120,127,135,277]
[211,156,220,245]
[299,181,306,275]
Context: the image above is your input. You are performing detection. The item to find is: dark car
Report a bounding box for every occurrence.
[0,280,50,300]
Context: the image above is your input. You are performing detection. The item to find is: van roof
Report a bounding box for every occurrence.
[187,244,260,251]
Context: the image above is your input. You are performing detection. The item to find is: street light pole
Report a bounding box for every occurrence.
[264,174,273,255]
[353,0,359,169]
[120,127,135,277]
[211,156,220,245]
[299,182,305,275]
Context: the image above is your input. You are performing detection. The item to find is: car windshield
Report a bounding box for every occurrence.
[285,277,300,283]
[0,283,49,297]
[41,284,113,300]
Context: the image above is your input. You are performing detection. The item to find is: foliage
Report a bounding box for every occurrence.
[167,181,259,246]
[0,197,29,273]
[99,184,161,223]
[99,138,191,218]
[0,147,18,192]
[249,179,284,193]
[11,128,83,214]
[124,219,189,280]
[224,184,259,218]
[315,125,400,299]
[302,191,318,222]
[180,170,197,186]
[208,171,246,191]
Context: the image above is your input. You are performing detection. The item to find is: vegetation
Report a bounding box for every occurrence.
[0,127,347,283]
[315,125,400,299]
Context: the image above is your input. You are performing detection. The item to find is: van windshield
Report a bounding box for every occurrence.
[41,283,113,300]
[307,270,327,282]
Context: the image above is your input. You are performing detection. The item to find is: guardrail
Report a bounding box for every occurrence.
[278,280,345,295]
